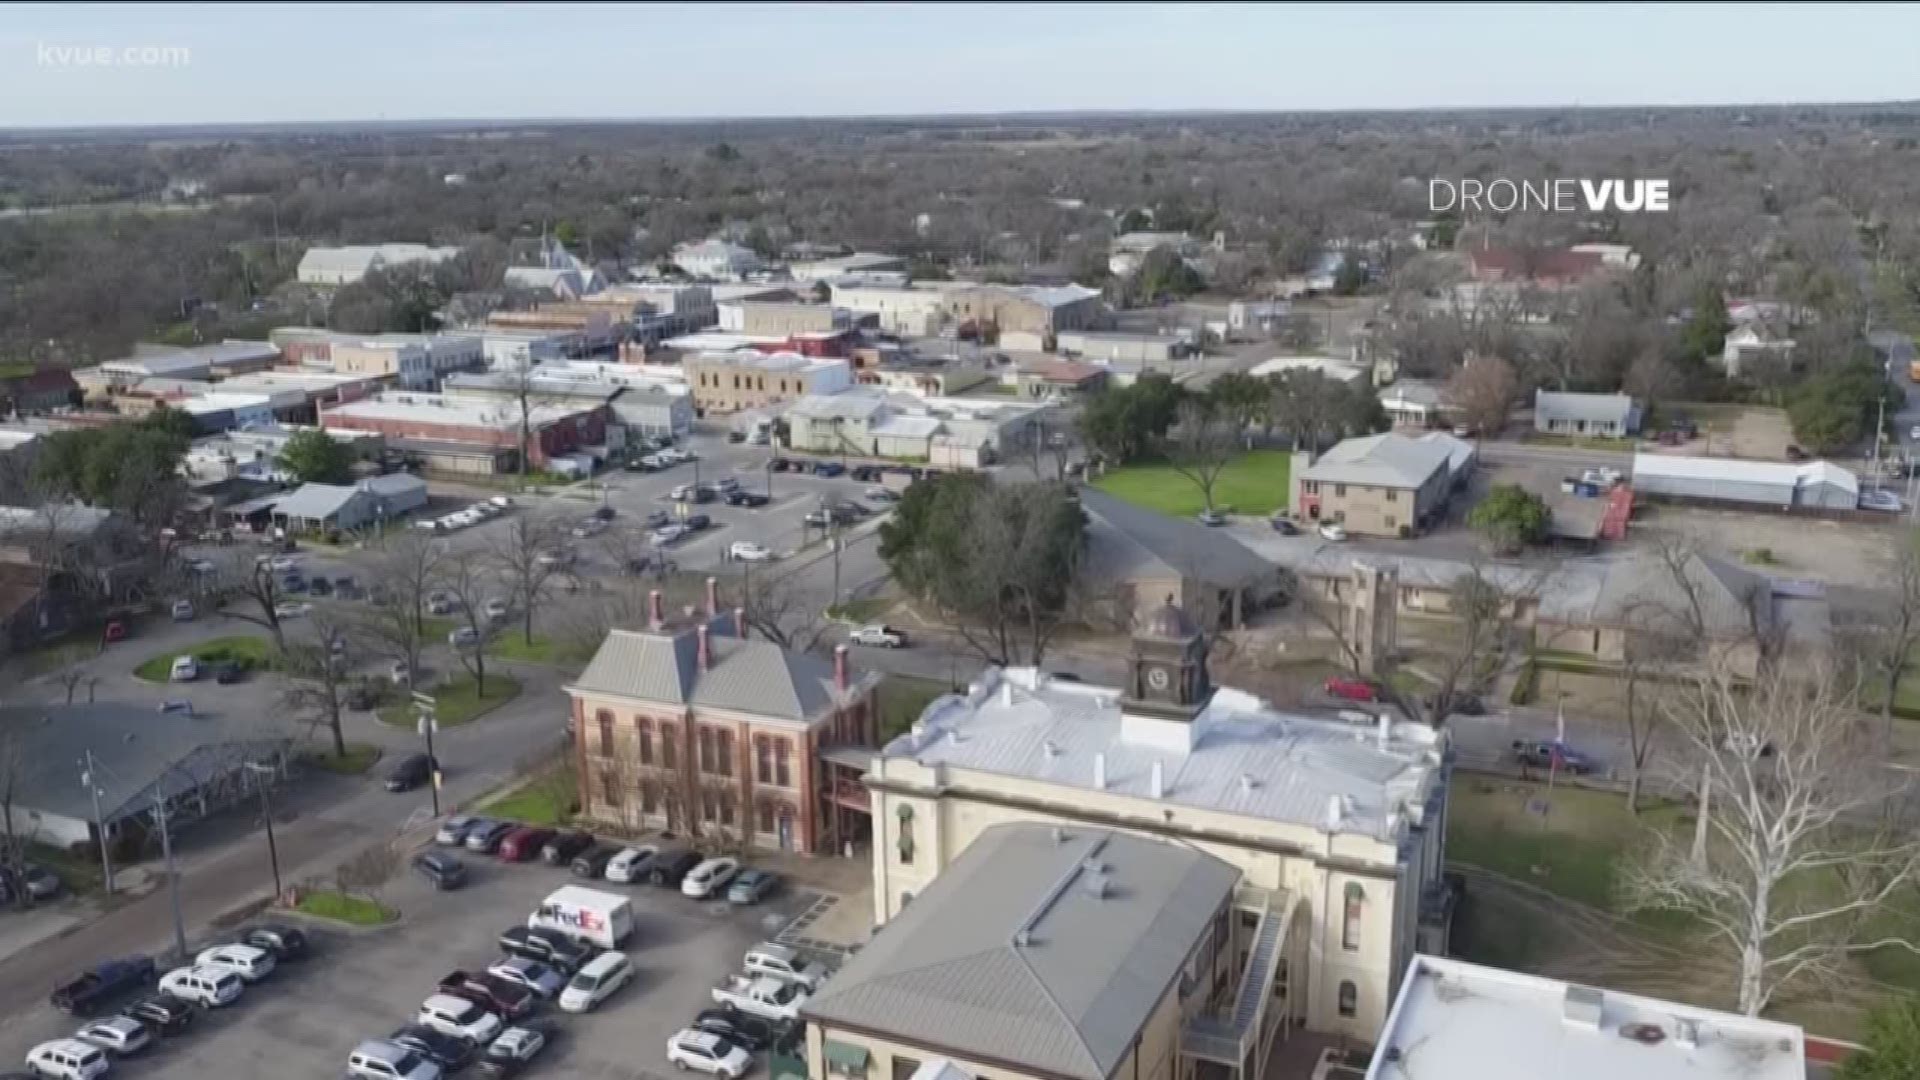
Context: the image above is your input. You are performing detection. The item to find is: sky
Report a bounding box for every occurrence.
[2,2,1917,128]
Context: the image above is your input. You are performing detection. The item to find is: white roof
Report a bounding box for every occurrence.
[324,392,588,432]
[885,667,1445,841]
[662,332,783,352]
[178,392,273,415]
[218,371,372,395]
[1300,432,1462,489]
[1014,284,1102,308]
[871,414,945,439]
[689,351,846,375]
[1369,955,1804,1080]
[1631,453,1858,496]
[1250,355,1368,383]
[298,244,460,277]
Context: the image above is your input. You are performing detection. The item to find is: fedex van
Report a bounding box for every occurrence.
[527,886,633,950]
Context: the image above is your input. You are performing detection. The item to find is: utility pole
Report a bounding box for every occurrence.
[79,751,112,895]
[244,762,282,901]
[153,793,187,961]
[414,691,441,816]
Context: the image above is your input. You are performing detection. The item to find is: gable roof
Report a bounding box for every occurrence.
[802,823,1240,1080]
[1534,389,1636,425]
[568,624,868,722]
[1077,488,1274,589]
[271,483,368,522]
[1299,432,1455,489]
[1589,548,1773,636]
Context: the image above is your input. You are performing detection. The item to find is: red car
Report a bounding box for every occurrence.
[496,826,556,862]
[1323,676,1379,703]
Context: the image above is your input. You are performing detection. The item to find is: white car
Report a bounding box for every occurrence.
[348,1038,442,1080]
[558,951,633,1013]
[168,656,199,682]
[24,1038,109,1079]
[650,525,688,547]
[487,956,566,999]
[572,518,609,538]
[185,558,216,575]
[415,994,502,1045]
[848,625,906,649]
[483,598,510,621]
[681,856,740,899]
[273,601,311,619]
[73,1016,151,1057]
[666,1029,751,1080]
[489,495,514,509]
[1861,488,1904,513]
[669,483,699,501]
[170,599,195,622]
[434,815,476,845]
[1317,522,1348,542]
[195,943,277,983]
[604,844,659,884]
[535,549,575,568]
[159,966,243,1008]
[268,556,299,572]
[449,627,482,649]
[727,540,771,562]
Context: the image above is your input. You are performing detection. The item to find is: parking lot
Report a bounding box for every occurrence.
[0,839,836,1079]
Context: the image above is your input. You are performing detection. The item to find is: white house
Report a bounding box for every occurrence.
[296,244,462,287]
[1720,325,1796,379]
[672,238,763,282]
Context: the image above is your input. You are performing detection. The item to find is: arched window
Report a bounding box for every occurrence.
[774,740,792,787]
[716,731,734,777]
[636,720,653,765]
[755,736,773,783]
[896,804,915,866]
[1338,981,1358,1018]
[660,725,677,769]
[1342,882,1364,952]
[595,710,614,756]
[698,727,715,773]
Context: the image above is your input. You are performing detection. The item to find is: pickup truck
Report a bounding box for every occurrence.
[710,973,810,1021]
[50,956,157,1015]
[438,969,536,1020]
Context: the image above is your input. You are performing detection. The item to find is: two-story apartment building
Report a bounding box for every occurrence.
[563,586,882,854]
[1294,432,1474,539]
[683,352,852,414]
[864,604,1452,1040]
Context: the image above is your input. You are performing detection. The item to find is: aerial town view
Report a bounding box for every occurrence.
[1,2,1918,1078]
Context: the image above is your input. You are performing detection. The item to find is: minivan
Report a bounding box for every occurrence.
[557,951,633,1013]
[24,1038,109,1079]
[347,1038,443,1080]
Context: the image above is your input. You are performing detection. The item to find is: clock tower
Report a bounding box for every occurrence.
[1122,597,1212,724]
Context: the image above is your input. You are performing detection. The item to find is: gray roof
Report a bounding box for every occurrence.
[0,702,292,824]
[270,483,367,523]
[1299,432,1456,489]
[1534,389,1635,425]
[569,624,870,722]
[0,504,113,543]
[358,473,426,498]
[803,823,1240,1080]
[1077,488,1275,589]
[1588,549,1773,637]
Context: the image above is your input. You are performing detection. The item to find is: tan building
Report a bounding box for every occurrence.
[805,824,1268,1080]
[1015,359,1109,402]
[830,282,952,337]
[682,352,852,414]
[488,307,618,352]
[942,284,1106,338]
[563,586,882,854]
[863,605,1452,1041]
[1294,432,1474,539]
[721,301,848,337]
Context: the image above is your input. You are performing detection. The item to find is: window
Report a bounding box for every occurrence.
[716,731,734,777]
[636,721,653,765]
[755,736,773,783]
[1384,488,1397,503]
[758,801,775,833]
[660,726,677,769]
[600,771,619,807]
[1334,484,1347,497]
[1342,883,1364,952]
[896,804,915,865]
[595,711,614,756]
[892,1057,922,1080]
[702,792,717,824]
[774,740,792,787]
[698,728,715,773]
[719,795,734,827]
[641,785,657,813]
[1338,981,1358,1018]
[1383,516,1395,530]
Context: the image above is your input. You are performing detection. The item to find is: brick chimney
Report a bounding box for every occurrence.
[648,589,664,629]
[705,576,719,617]
[733,606,747,638]
[834,644,849,691]
[697,623,711,672]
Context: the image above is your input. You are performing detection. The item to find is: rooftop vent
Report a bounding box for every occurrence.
[1042,740,1061,758]
[1239,773,1257,794]
[1081,856,1104,874]
[1673,1018,1698,1050]
[1013,929,1031,948]
[1052,826,1069,844]
[1563,985,1605,1030]
[1083,871,1109,900]
[1092,753,1106,790]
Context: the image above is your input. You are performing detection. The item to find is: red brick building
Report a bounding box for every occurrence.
[563,582,881,855]
[318,392,607,469]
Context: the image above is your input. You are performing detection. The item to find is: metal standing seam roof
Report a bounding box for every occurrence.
[1630,453,1860,496]
[803,823,1241,1080]
[568,626,870,722]
[1076,488,1275,589]
[1534,389,1636,425]
[1299,432,1455,489]
[269,483,369,522]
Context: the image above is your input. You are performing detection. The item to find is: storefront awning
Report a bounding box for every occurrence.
[823,1041,870,1073]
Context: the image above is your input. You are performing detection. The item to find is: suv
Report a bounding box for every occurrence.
[157,966,242,1008]
[241,923,309,961]
[119,994,195,1037]
[437,970,535,1021]
[668,1029,751,1079]
[646,848,703,888]
[348,1039,443,1080]
[415,994,502,1045]
[194,943,276,983]
[604,845,659,883]
[413,850,468,890]
[23,1039,108,1079]
[742,943,828,990]
[539,829,594,866]
[385,753,437,792]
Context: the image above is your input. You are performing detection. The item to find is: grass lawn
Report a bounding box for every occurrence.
[33,842,104,896]
[1448,777,1684,911]
[377,672,520,728]
[293,890,396,925]
[133,635,276,683]
[0,360,35,379]
[876,674,954,741]
[485,632,594,667]
[479,767,576,826]
[301,743,383,776]
[1093,449,1291,518]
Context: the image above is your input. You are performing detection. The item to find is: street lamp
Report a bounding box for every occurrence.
[242,761,282,902]
[413,691,441,816]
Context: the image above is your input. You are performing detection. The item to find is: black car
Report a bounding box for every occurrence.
[624,557,654,576]
[241,923,309,961]
[390,1024,479,1072]
[1511,739,1596,774]
[849,465,880,482]
[769,458,792,473]
[693,1007,781,1051]
[385,753,437,792]
[413,850,468,890]
[120,995,195,1037]
[727,430,747,443]
[570,844,616,878]
[832,500,871,518]
[498,926,592,973]
[309,576,333,597]
[1270,517,1300,535]
[1426,691,1485,716]
[333,576,360,599]
[540,829,595,866]
[724,490,770,507]
[625,457,661,473]
[646,848,703,888]
[592,505,616,521]
[684,514,712,531]
[208,660,245,685]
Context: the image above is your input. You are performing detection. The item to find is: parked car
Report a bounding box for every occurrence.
[477,1022,554,1078]
[1862,488,1904,513]
[666,1029,751,1080]
[724,490,769,507]
[434,815,478,845]
[309,576,333,597]
[168,656,198,682]
[413,851,468,891]
[570,845,616,879]
[169,599,194,622]
[604,845,659,884]
[23,1039,109,1080]
[1510,739,1596,774]
[193,944,276,984]
[347,1038,442,1080]
[240,924,309,961]
[691,1007,780,1052]
[863,486,899,503]
[850,465,880,482]
[426,592,459,615]
[1270,516,1300,535]
[387,1025,477,1074]
[535,549,575,568]
[726,869,778,905]
[1317,522,1348,541]
[646,849,703,888]
[497,926,591,974]
[812,461,845,478]
[385,753,437,793]
[486,956,565,999]
[437,970,535,1021]
[728,540,771,562]
[449,626,482,649]
[727,430,746,444]
[571,518,609,539]
[210,661,245,685]
[1197,509,1227,527]
[117,996,193,1038]
[273,601,311,619]
[1323,676,1378,702]
[540,829,595,866]
[496,827,556,862]
[558,952,633,1013]
[681,856,740,899]
[483,598,510,622]
[848,624,906,648]
[1309,1046,1372,1080]
[415,993,502,1045]
[1425,691,1486,716]
[650,524,688,547]
[156,966,241,1009]
[768,458,792,473]
[50,957,156,1016]
[742,943,828,990]
[684,513,712,531]
[18,864,61,902]
[465,820,516,854]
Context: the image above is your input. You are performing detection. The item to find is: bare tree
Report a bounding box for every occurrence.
[280,606,355,758]
[733,566,834,655]
[354,531,444,685]
[1621,660,1920,1016]
[0,728,30,908]
[49,644,93,705]
[1868,528,1920,736]
[488,513,567,646]
[487,365,559,488]
[334,842,400,904]
[211,550,289,653]
[436,553,493,696]
[1159,398,1240,515]
[1444,354,1520,438]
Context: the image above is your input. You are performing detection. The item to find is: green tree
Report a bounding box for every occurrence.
[1077,375,1186,465]
[1115,208,1153,234]
[1787,358,1894,453]
[552,220,580,249]
[1207,371,1269,439]
[1332,252,1367,296]
[1678,283,1731,363]
[1840,997,1920,1080]
[277,428,355,485]
[1428,213,1459,250]
[33,416,192,527]
[1468,483,1551,554]
[1135,247,1204,301]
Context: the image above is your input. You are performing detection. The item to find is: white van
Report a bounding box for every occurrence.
[168,656,199,682]
[24,1038,109,1080]
[159,965,243,1008]
[558,951,633,1013]
[528,886,633,950]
